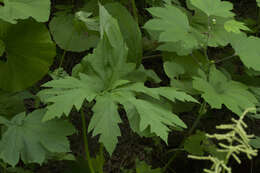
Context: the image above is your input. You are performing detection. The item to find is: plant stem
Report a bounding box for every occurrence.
[213,54,237,64]
[131,0,138,23]
[81,109,95,173]
[142,54,162,60]
[188,102,206,134]
[163,102,207,172]
[0,162,6,173]
[204,16,211,60]
[59,50,66,68]
[98,144,105,173]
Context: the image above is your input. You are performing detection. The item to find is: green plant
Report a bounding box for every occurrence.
[0,0,260,172]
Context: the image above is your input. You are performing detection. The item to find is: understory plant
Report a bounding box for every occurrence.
[0,0,260,173]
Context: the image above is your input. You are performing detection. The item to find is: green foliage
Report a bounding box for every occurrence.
[229,34,260,71]
[38,3,196,155]
[257,0,260,7]
[136,161,162,173]
[224,20,250,34]
[105,2,143,64]
[0,0,51,24]
[49,12,99,52]
[190,0,234,17]
[38,74,101,121]
[0,109,75,166]
[0,20,56,92]
[144,4,199,55]
[89,94,122,154]
[0,90,32,118]
[0,0,260,172]
[184,130,207,156]
[193,66,257,115]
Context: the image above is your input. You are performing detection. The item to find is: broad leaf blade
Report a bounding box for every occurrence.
[105,2,143,64]
[190,0,234,17]
[230,34,260,71]
[49,13,99,52]
[0,109,75,166]
[0,0,51,23]
[0,20,56,92]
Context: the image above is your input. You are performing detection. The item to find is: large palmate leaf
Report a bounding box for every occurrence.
[190,0,234,17]
[0,0,51,24]
[105,2,142,64]
[193,66,257,115]
[229,33,260,71]
[144,4,200,55]
[0,20,56,92]
[49,13,99,52]
[39,4,195,155]
[0,109,75,166]
[38,5,130,155]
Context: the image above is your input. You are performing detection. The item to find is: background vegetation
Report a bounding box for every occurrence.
[1,0,260,173]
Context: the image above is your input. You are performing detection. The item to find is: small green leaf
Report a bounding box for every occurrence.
[224,20,250,33]
[184,131,206,155]
[190,0,234,17]
[0,0,51,23]
[49,13,99,52]
[0,109,75,166]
